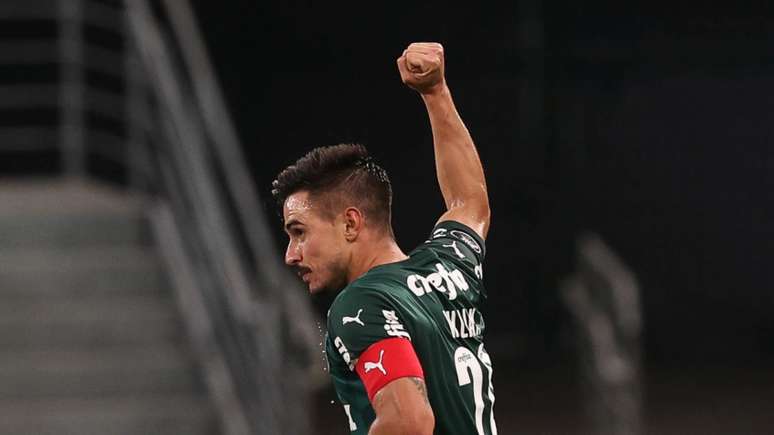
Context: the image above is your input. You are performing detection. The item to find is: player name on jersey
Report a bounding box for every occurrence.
[443,308,482,339]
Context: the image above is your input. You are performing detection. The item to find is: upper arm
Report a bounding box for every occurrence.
[351,336,433,434]
[327,289,433,432]
[369,377,435,435]
[437,204,490,241]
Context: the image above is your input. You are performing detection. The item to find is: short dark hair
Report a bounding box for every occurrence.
[272,143,393,231]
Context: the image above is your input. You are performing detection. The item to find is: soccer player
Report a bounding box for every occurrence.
[272,42,495,435]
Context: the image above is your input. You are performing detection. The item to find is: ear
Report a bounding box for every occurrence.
[343,207,364,242]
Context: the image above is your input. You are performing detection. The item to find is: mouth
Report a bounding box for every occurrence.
[297,267,312,283]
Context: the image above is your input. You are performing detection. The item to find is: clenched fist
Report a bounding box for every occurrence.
[397,42,446,95]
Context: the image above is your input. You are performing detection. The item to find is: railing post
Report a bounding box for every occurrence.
[125,15,150,191]
[59,0,85,178]
[562,233,643,435]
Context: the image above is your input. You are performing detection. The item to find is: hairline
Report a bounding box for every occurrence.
[284,187,392,235]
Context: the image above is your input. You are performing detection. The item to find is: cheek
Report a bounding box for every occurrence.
[300,236,327,267]
[302,239,320,261]
[303,229,345,271]
[322,247,348,275]
[311,241,344,271]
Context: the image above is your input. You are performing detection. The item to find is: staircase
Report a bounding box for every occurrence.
[0,180,219,435]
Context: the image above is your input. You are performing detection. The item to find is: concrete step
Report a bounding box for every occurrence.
[0,179,149,248]
[0,181,218,435]
[0,245,160,274]
[0,213,149,248]
[0,246,167,296]
[0,395,218,435]
[0,293,174,319]
[0,263,166,296]
[0,294,183,349]
[0,347,201,399]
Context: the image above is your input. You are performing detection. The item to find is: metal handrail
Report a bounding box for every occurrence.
[0,1,319,432]
[126,4,275,431]
[158,2,323,422]
[0,0,129,177]
[161,0,287,292]
[125,1,318,434]
[151,202,253,435]
[157,0,322,399]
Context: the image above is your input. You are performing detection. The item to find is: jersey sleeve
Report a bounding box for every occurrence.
[327,287,414,371]
[416,220,486,282]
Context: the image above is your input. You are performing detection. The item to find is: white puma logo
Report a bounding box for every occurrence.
[342,308,364,326]
[443,241,465,259]
[364,349,387,375]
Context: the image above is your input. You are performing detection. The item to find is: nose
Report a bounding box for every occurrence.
[285,241,301,266]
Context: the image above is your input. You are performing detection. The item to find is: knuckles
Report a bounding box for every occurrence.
[398,42,445,91]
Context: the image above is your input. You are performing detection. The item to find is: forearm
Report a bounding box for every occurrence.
[397,42,490,237]
[421,85,489,214]
[368,413,433,435]
[368,417,403,435]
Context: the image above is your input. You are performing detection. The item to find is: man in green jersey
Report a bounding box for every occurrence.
[272,42,495,435]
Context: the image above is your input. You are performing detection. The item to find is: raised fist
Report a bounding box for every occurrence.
[397,42,445,94]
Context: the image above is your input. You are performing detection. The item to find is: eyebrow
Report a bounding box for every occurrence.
[284,219,304,232]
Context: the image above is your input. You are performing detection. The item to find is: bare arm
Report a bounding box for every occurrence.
[368,377,434,435]
[397,43,491,240]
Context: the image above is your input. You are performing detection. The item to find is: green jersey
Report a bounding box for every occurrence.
[325,220,497,435]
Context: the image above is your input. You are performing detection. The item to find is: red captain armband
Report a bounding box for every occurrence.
[355,337,424,402]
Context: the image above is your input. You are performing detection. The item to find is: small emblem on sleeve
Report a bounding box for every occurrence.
[364,349,387,375]
[432,228,448,239]
[342,308,365,326]
[442,240,466,259]
[450,229,482,254]
[382,310,411,339]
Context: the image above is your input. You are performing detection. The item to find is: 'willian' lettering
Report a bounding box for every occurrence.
[442,308,482,338]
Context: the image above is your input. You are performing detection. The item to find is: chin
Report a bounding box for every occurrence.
[308,282,333,295]
[308,278,346,295]
[306,276,327,294]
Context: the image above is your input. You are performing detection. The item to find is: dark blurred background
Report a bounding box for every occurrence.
[191,1,774,433]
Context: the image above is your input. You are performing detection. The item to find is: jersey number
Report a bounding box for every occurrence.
[454,346,497,435]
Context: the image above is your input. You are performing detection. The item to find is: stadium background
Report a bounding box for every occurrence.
[194,1,774,432]
[0,0,771,434]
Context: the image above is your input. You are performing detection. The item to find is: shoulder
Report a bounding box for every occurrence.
[327,282,413,360]
[329,263,415,318]
[411,220,486,278]
[426,220,485,256]
[329,281,391,320]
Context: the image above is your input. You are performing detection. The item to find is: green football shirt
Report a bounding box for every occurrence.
[325,220,497,435]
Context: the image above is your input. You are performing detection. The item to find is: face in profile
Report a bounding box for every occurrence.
[283,191,349,294]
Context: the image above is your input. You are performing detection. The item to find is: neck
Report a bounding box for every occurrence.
[347,234,408,283]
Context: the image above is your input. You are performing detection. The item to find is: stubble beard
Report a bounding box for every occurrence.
[316,252,349,293]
